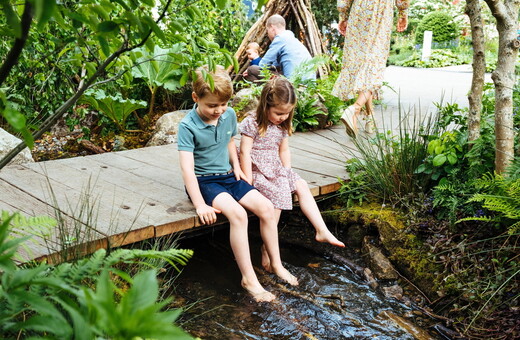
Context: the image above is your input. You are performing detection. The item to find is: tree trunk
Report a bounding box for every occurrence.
[483,0,520,174]
[465,0,486,142]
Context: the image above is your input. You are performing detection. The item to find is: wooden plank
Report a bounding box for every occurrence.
[0,164,151,243]
[291,149,348,178]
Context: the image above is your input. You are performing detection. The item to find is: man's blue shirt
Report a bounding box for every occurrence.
[260,30,315,80]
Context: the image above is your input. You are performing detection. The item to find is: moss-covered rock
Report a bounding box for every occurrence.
[332,203,444,300]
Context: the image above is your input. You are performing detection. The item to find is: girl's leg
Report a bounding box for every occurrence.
[261,209,282,272]
[240,190,298,286]
[213,192,275,302]
[294,179,345,247]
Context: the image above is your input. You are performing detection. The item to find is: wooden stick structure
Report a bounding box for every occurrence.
[230,0,329,81]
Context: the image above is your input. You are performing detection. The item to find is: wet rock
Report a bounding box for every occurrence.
[362,236,398,280]
[363,267,378,289]
[381,284,403,300]
[0,128,34,165]
[347,224,367,247]
[378,310,437,340]
[146,110,189,146]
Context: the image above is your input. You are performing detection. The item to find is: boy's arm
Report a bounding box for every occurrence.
[179,150,221,225]
[228,139,247,182]
[279,137,291,168]
[239,135,254,184]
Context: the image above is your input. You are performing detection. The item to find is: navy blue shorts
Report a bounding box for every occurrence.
[196,172,256,206]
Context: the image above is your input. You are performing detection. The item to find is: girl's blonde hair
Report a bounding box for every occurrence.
[256,77,296,136]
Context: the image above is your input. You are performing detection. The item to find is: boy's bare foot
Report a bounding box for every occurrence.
[316,229,345,247]
[242,280,276,302]
[272,266,299,286]
[261,244,272,272]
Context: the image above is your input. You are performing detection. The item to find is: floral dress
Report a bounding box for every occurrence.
[332,0,409,101]
[240,115,301,210]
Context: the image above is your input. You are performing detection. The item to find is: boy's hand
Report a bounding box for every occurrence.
[196,205,221,225]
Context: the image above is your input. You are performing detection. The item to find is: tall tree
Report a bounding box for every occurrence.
[483,0,520,173]
[465,0,486,142]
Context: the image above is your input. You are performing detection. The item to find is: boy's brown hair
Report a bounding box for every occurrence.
[192,65,233,101]
[246,42,262,54]
[256,77,296,136]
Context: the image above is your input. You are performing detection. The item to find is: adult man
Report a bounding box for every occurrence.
[245,14,315,81]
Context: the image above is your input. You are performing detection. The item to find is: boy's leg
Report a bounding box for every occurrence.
[295,179,345,248]
[239,190,298,286]
[212,192,275,302]
[261,209,282,272]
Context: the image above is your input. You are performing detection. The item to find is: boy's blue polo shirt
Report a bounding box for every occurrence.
[177,105,237,176]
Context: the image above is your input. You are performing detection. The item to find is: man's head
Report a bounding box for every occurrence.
[246,42,261,61]
[266,14,285,41]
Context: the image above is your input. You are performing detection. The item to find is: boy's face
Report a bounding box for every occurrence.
[192,92,229,123]
[246,48,259,60]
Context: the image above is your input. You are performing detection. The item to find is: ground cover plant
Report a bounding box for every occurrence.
[339,93,519,338]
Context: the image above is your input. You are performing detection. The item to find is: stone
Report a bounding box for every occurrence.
[0,128,34,165]
[381,284,404,300]
[231,88,259,122]
[362,236,398,280]
[146,110,189,147]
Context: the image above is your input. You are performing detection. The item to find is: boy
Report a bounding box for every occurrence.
[243,42,262,80]
[177,66,297,302]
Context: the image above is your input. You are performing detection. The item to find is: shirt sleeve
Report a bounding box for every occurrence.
[177,122,195,152]
[259,37,282,69]
[239,116,258,139]
[337,0,354,21]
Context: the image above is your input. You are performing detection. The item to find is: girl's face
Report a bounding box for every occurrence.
[267,103,294,125]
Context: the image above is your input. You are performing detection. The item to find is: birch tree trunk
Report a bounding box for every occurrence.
[483,0,520,173]
[465,0,486,142]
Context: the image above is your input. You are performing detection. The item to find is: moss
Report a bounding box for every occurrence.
[331,202,445,299]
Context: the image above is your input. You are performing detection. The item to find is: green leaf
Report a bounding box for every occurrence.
[215,0,227,10]
[2,2,21,38]
[2,106,26,130]
[34,0,56,30]
[98,20,119,32]
[447,153,458,165]
[142,15,166,42]
[432,154,447,167]
[98,35,110,56]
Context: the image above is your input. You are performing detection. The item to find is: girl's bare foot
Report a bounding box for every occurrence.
[316,229,345,248]
[242,279,276,302]
[272,266,299,286]
[261,244,272,272]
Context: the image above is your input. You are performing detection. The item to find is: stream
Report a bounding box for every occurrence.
[169,211,442,340]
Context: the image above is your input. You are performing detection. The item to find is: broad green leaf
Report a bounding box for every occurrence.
[1,106,26,130]
[97,35,110,56]
[447,153,458,165]
[34,0,56,30]
[90,4,110,21]
[215,0,227,9]
[432,154,447,167]
[141,15,166,42]
[98,20,119,32]
[257,0,269,9]
[2,2,21,38]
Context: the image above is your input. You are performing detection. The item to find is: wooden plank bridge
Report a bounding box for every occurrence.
[0,125,352,263]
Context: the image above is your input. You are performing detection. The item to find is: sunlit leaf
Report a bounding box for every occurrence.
[34,0,57,30]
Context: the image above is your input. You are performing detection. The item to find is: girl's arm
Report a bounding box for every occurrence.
[228,139,247,181]
[239,135,254,184]
[279,137,291,168]
[179,151,221,224]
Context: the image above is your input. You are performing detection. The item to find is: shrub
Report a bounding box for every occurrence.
[415,12,459,46]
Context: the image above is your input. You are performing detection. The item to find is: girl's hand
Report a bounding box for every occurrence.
[397,13,408,32]
[196,204,221,225]
[338,20,347,36]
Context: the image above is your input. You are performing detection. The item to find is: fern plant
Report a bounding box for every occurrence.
[0,212,194,339]
[459,173,520,234]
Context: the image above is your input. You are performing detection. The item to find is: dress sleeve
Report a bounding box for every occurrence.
[396,0,410,14]
[337,0,354,21]
[240,116,258,139]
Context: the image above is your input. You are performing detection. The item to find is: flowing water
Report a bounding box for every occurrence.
[169,212,440,340]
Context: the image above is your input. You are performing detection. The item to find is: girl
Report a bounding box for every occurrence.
[240,77,345,277]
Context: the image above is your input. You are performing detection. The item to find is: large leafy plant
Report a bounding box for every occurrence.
[0,211,194,339]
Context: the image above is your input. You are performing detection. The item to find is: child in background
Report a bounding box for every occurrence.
[243,42,262,79]
[239,77,345,271]
[178,66,297,302]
